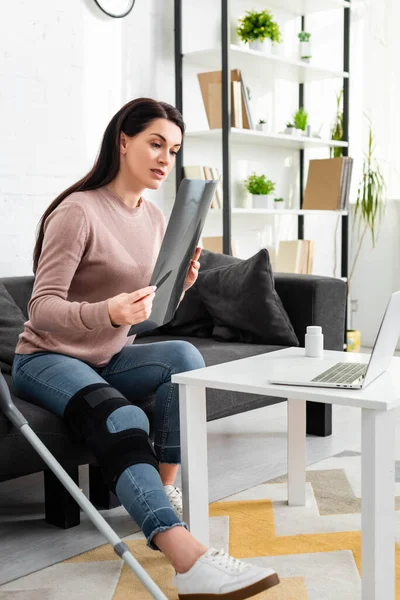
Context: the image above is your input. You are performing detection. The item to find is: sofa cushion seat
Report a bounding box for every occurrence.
[137,334,283,365]
[136,335,286,421]
[0,374,94,482]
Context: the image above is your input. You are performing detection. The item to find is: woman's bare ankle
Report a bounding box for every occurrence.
[153,526,207,573]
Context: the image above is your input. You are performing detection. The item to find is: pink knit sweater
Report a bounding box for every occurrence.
[16,186,166,366]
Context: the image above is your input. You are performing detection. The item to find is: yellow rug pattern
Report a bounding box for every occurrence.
[58,496,398,599]
[1,451,399,599]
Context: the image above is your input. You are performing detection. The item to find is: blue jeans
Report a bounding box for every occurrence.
[12,340,205,548]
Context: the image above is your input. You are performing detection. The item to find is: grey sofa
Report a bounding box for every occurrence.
[0,270,346,528]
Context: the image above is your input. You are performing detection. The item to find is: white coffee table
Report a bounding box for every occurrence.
[172,347,400,600]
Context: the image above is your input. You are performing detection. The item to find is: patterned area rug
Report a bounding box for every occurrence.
[1,449,400,599]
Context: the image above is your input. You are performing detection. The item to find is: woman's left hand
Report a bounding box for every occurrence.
[183,247,201,291]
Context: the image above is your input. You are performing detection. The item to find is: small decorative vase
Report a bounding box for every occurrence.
[285,126,295,135]
[346,329,361,353]
[274,201,285,210]
[256,123,267,132]
[252,194,274,209]
[249,38,272,54]
[299,41,312,62]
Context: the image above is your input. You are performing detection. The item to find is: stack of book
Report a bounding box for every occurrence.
[302,157,354,210]
[275,240,314,274]
[183,165,223,208]
[197,69,253,130]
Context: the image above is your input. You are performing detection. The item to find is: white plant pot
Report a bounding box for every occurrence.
[299,41,312,62]
[256,123,267,132]
[249,38,272,54]
[274,201,285,210]
[285,127,295,135]
[252,194,274,209]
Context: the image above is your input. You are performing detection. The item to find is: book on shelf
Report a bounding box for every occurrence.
[231,80,243,128]
[197,69,253,130]
[275,240,314,274]
[183,165,222,209]
[302,156,353,210]
[239,71,253,129]
[210,167,223,208]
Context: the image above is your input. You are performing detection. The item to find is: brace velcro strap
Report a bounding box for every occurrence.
[98,428,159,491]
[64,383,130,440]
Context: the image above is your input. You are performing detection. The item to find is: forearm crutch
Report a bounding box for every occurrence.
[0,371,167,600]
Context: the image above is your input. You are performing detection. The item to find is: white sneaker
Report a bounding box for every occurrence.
[164,484,183,520]
[171,548,279,599]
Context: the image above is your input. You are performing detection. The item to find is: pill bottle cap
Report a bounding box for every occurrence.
[306,326,322,335]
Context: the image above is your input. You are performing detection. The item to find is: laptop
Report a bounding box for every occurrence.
[268,291,400,390]
[128,177,218,336]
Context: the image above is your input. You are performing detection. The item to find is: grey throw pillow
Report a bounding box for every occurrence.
[0,284,26,374]
[145,249,240,338]
[196,249,299,346]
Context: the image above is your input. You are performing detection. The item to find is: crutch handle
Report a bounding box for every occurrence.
[0,369,27,429]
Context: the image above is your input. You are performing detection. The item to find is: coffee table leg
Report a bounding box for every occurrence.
[287,398,306,506]
[179,384,209,547]
[361,409,395,600]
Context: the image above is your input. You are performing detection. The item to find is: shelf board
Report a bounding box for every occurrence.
[185,128,348,150]
[254,0,351,16]
[208,208,349,216]
[184,45,348,82]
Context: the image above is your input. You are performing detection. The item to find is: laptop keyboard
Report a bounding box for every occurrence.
[311,362,367,384]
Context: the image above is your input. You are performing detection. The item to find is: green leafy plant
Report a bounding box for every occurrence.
[298,31,311,42]
[258,118,266,124]
[244,173,275,195]
[293,107,308,131]
[236,10,282,44]
[348,122,386,292]
[330,89,344,158]
[274,197,284,202]
[285,121,294,128]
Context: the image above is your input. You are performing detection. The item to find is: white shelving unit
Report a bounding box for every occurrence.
[256,0,350,16]
[184,45,349,83]
[185,128,349,150]
[207,208,349,216]
[176,0,351,280]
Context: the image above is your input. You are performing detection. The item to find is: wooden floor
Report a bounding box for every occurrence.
[0,398,375,584]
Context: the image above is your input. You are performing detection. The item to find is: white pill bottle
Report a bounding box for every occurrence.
[305,326,324,358]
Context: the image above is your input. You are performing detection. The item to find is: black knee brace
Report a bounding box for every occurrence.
[64,383,159,493]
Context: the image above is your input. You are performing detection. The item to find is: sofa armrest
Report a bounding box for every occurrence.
[274,273,347,351]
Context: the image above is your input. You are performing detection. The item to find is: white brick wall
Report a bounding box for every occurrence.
[2,0,399,348]
[0,0,175,276]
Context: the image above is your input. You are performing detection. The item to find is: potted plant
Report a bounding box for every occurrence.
[298,31,312,62]
[256,118,267,132]
[293,107,308,134]
[236,9,281,54]
[285,121,295,135]
[274,197,285,209]
[244,173,275,209]
[347,121,386,350]
[330,89,344,158]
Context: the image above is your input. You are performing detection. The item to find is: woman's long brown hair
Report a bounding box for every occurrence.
[33,98,185,272]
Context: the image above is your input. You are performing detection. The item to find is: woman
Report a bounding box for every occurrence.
[12,98,279,598]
